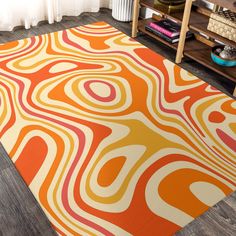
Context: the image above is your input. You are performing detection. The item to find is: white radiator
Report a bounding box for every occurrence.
[112,0,133,22]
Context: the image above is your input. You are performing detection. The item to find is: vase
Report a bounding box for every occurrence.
[154,0,186,13]
[112,0,133,22]
[159,0,186,4]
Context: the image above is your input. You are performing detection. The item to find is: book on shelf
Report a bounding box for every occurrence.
[145,25,193,44]
[149,19,181,37]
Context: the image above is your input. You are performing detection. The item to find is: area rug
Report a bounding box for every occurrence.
[0,22,235,236]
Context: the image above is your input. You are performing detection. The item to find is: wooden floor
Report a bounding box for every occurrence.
[0,8,235,236]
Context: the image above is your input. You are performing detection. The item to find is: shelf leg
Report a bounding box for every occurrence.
[233,85,236,97]
[132,0,140,38]
[175,0,194,64]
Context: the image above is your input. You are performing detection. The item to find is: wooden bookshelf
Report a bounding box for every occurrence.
[132,0,236,96]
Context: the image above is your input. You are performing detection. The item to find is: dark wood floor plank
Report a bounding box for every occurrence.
[175,192,236,236]
[0,8,235,236]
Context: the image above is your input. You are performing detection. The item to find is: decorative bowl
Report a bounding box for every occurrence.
[211,45,236,67]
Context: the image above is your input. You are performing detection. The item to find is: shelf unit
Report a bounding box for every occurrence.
[132,0,236,96]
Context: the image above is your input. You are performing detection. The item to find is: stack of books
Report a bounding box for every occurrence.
[145,19,193,43]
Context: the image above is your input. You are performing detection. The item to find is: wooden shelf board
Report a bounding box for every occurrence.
[184,41,236,83]
[140,0,163,13]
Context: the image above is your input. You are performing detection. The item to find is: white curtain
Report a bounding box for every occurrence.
[0,0,111,31]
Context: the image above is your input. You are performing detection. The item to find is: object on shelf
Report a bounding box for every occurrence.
[112,0,133,22]
[149,19,181,37]
[220,45,236,59]
[154,0,186,13]
[211,45,236,67]
[145,24,193,44]
[207,10,236,42]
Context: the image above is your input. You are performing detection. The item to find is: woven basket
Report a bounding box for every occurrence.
[207,10,236,42]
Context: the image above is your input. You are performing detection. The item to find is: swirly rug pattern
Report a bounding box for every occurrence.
[0,22,235,236]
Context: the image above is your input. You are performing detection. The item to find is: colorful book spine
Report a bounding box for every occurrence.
[149,22,179,37]
[145,26,178,43]
[145,25,193,44]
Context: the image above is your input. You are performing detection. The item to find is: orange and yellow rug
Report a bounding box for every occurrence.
[0,22,235,236]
